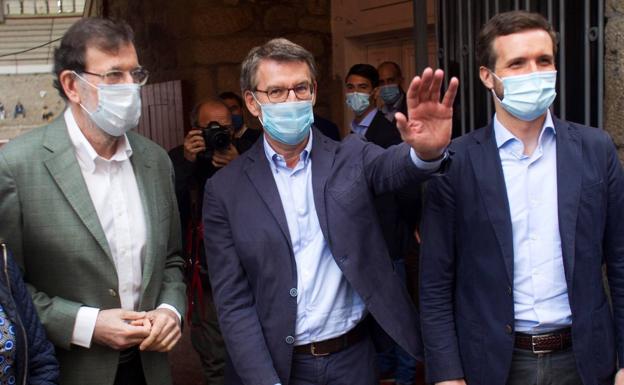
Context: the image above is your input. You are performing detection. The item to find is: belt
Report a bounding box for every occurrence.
[293,321,368,356]
[515,327,572,354]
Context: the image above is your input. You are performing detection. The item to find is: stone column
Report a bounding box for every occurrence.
[605,0,624,162]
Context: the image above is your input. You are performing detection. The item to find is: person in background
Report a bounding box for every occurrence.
[168,97,260,385]
[0,243,59,385]
[377,61,407,122]
[219,91,262,150]
[346,62,419,385]
[345,63,401,146]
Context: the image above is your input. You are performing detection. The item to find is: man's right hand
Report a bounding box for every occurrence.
[183,129,206,162]
[436,380,467,385]
[92,309,151,350]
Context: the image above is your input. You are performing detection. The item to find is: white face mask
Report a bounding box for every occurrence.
[74,71,142,137]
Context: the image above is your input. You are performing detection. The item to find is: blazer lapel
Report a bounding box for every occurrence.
[244,138,293,248]
[42,119,113,260]
[554,118,582,290]
[128,135,159,295]
[311,128,336,242]
[468,124,515,283]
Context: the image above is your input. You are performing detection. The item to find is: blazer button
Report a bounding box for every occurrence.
[505,324,513,334]
[507,286,512,295]
[108,289,117,297]
[289,288,298,297]
[285,335,295,344]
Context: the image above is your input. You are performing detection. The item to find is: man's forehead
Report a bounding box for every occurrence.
[346,74,372,86]
[256,59,312,86]
[199,103,230,119]
[378,64,399,77]
[84,42,138,69]
[492,29,554,60]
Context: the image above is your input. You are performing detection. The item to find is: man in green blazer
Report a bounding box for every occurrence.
[0,18,186,385]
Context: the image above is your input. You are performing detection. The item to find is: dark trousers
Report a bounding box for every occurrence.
[114,350,146,385]
[190,286,226,385]
[506,348,583,385]
[289,335,378,385]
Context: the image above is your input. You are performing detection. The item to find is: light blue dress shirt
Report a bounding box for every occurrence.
[494,111,572,333]
[263,129,443,351]
[351,107,377,136]
[263,131,367,346]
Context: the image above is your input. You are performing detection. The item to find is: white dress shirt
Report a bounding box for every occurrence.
[65,109,178,348]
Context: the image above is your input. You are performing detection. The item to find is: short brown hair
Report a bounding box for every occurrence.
[476,11,557,69]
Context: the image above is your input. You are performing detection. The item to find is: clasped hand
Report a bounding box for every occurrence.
[92,308,181,352]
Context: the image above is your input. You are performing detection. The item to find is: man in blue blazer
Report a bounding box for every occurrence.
[202,38,458,385]
[420,11,624,385]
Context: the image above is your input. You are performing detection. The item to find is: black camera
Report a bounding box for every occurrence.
[199,121,231,160]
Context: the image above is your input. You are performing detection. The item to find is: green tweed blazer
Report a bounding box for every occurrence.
[0,116,186,385]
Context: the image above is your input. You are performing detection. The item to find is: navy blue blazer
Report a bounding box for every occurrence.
[420,117,624,385]
[203,129,429,385]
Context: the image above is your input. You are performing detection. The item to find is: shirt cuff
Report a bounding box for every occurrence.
[409,148,447,171]
[158,303,182,325]
[71,306,99,348]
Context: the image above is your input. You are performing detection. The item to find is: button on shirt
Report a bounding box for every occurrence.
[494,111,572,333]
[351,108,378,136]
[264,131,367,345]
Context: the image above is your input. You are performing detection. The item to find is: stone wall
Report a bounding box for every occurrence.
[0,73,66,141]
[605,0,624,161]
[104,0,336,131]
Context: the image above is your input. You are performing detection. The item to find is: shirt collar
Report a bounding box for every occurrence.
[64,108,133,174]
[493,110,556,150]
[351,107,378,133]
[263,129,313,172]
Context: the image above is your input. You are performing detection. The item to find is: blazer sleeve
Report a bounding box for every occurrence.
[419,171,465,383]
[8,254,60,385]
[602,134,624,366]
[203,178,281,385]
[361,141,435,196]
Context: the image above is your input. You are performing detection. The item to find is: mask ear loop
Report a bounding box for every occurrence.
[250,92,266,127]
[72,71,100,115]
[488,69,505,102]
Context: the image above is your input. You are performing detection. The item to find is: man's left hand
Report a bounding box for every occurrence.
[212,144,239,168]
[395,67,459,161]
[139,308,181,352]
[615,368,624,385]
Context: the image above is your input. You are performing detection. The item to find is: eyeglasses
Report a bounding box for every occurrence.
[254,82,313,103]
[81,67,150,86]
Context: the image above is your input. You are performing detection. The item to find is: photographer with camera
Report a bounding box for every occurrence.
[169,97,260,385]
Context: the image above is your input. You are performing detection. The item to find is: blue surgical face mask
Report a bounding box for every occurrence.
[491,70,557,121]
[74,71,142,137]
[231,114,244,130]
[346,92,371,115]
[254,95,314,145]
[379,84,401,104]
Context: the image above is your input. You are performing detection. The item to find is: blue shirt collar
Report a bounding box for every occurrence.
[493,110,556,150]
[262,130,313,172]
[351,108,378,135]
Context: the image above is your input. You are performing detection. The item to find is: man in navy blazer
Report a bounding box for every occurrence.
[202,38,458,385]
[420,11,624,385]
